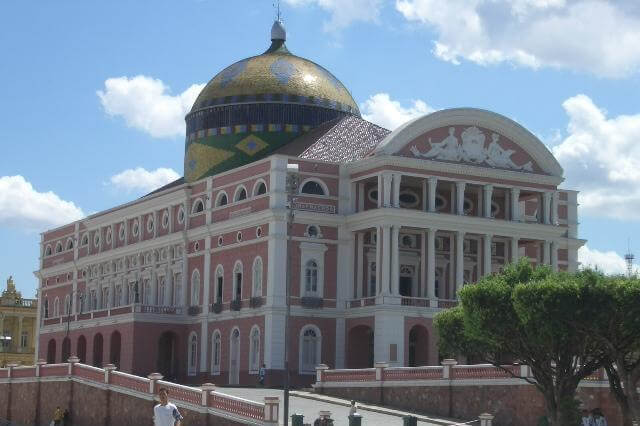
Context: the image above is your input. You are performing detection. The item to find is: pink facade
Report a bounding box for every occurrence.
[36,110,583,388]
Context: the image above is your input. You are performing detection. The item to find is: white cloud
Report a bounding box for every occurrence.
[395,0,640,78]
[361,93,434,130]
[0,176,84,231]
[578,245,638,275]
[97,76,204,139]
[110,167,180,193]
[284,0,383,31]
[552,95,640,220]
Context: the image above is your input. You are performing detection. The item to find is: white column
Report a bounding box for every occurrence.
[551,191,559,225]
[420,230,426,297]
[377,175,383,208]
[456,182,466,215]
[511,237,519,263]
[428,177,438,212]
[427,228,437,299]
[375,226,381,296]
[267,220,287,308]
[483,185,493,218]
[356,232,364,299]
[455,231,464,296]
[543,241,551,266]
[382,173,393,207]
[166,268,174,306]
[422,180,427,211]
[200,238,211,372]
[72,270,78,314]
[338,226,354,307]
[335,317,346,369]
[391,226,400,295]
[483,234,492,277]
[392,173,402,208]
[551,241,558,272]
[151,270,158,306]
[381,225,391,295]
[511,187,521,221]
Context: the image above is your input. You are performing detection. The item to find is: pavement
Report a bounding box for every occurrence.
[217,387,470,426]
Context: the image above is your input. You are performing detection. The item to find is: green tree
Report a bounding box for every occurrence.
[436,259,604,426]
[578,272,640,426]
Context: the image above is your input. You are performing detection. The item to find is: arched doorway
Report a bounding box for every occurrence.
[157,331,177,381]
[110,331,121,368]
[347,325,374,368]
[229,328,240,385]
[46,339,56,364]
[61,337,71,363]
[408,325,429,367]
[93,333,103,367]
[77,335,87,363]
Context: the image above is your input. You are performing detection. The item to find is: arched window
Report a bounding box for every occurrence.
[143,279,151,305]
[211,330,221,375]
[233,262,243,301]
[234,186,247,202]
[66,239,74,250]
[64,295,71,316]
[158,276,166,305]
[187,332,198,376]
[299,326,322,374]
[81,234,89,246]
[43,298,49,318]
[304,260,318,295]
[249,326,261,373]
[114,285,122,307]
[252,257,263,297]
[45,245,52,256]
[300,180,326,196]
[173,273,182,307]
[55,242,63,254]
[53,297,60,317]
[215,266,224,304]
[192,198,205,214]
[253,180,267,196]
[215,192,228,207]
[191,270,200,306]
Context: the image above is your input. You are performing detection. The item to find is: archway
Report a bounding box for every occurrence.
[157,331,177,381]
[46,339,56,364]
[61,337,71,363]
[110,331,121,368]
[408,325,429,367]
[77,335,87,363]
[93,333,103,367]
[347,325,374,368]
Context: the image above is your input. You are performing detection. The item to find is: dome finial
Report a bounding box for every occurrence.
[271,0,286,41]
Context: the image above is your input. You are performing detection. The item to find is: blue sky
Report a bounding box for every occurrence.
[1,0,640,297]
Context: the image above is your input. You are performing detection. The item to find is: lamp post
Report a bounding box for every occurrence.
[283,163,299,426]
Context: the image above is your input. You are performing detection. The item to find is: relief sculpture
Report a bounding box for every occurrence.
[410,126,534,172]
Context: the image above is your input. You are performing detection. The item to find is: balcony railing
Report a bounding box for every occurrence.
[346,296,458,309]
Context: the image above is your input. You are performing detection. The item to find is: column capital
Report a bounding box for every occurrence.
[455,181,466,189]
[483,233,493,238]
[456,230,465,238]
[483,184,494,191]
[427,176,438,184]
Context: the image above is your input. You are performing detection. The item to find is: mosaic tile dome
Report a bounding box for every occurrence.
[184,21,360,182]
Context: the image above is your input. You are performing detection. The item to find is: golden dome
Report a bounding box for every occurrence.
[191,37,359,115]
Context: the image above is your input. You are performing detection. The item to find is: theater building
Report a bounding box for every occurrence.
[36,21,583,386]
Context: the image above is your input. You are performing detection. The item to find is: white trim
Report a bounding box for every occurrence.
[229,327,241,385]
[187,331,198,376]
[299,324,322,374]
[251,256,263,297]
[252,179,268,197]
[211,329,222,375]
[191,269,201,306]
[214,264,224,303]
[374,108,563,177]
[232,260,243,301]
[299,242,328,298]
[215,191,229,207]
[233,185,248,203]
[191,197,205,214]
[248,325,261,374]
[299,178,329,196]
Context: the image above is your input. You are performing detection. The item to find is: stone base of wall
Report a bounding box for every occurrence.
[317,384,622,426]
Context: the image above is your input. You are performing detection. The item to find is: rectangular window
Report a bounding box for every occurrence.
[21,332,28,348]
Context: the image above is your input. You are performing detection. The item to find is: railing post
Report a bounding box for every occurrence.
[375,362,388,381]
[104,363,116,384]
[479,413,494,426]
[315,364,329,383]
[6,363,17,379]
[441,359,457,379]
[35,359,47,377]
[201,383,215,406]
[519,364,529,378]
[148,372,163,394]
[68,356,80,375]
[264,396,280,425]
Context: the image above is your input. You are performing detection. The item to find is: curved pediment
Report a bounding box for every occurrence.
[374,108,563,177]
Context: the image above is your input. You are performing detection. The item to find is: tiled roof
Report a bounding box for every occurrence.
[142,177,185,198]
[276,115,390,163]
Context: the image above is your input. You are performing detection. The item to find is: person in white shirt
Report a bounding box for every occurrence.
[349,400,358,417]
[153,387,183,426]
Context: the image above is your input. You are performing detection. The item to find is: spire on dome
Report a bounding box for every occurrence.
[271,20,286,41]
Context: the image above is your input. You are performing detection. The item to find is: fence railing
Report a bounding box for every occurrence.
[0,360,278,424]
[315,360,608,387]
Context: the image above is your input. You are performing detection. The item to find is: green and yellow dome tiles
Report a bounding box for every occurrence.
[183,20,360,182]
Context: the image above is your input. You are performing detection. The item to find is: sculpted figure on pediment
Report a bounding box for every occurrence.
[486,133,533,172]
[410,127,460,161]
[460,126,487,164]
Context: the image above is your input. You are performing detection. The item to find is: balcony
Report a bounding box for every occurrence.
[345,296,458,309]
